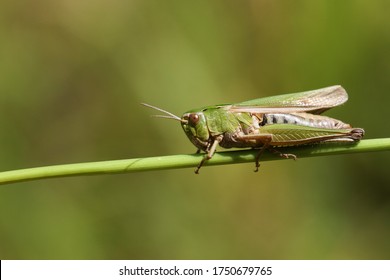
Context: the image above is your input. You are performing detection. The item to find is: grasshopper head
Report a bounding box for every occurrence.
[181,111,210,151]
[141,103,210,151]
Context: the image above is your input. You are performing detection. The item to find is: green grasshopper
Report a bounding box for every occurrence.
[143,85,364,173]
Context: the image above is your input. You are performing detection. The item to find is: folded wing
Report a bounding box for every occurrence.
[229,85,348,115]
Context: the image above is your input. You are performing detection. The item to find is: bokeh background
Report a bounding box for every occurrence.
[0,0,389,259]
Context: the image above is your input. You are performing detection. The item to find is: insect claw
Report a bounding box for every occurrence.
[268,147,297,161]
[195,158,207,174]
[281,153,297,160]
[291,154,297,161]
[253,144,268,173]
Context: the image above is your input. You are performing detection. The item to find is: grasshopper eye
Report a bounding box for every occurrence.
[188,113,200,126]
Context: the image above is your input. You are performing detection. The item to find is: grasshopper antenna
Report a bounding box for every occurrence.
[141,103,186,123]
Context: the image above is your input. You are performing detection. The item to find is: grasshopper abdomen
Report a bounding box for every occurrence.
[262,113,351,129]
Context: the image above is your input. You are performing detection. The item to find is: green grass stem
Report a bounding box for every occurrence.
[0,138,389,185]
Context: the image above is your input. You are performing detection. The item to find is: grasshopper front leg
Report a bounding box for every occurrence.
[195,135,223,174]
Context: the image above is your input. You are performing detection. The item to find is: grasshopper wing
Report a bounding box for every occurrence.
[229,85,348,114]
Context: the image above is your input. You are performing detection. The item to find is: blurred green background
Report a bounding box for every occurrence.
[0,0,389,259]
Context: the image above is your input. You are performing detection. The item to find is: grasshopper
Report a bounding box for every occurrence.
[143,85,364,173]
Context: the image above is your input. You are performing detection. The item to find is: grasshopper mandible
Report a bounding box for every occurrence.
[143,85,364,173]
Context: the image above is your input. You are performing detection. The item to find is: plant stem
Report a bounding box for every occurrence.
[0,138,389,185]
